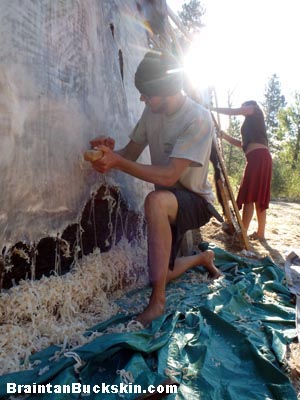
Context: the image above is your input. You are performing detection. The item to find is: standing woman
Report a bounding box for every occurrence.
[212,101,272,240]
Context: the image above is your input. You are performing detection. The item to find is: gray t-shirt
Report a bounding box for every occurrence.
[129,96,214,203]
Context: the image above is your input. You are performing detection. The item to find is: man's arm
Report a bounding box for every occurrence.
[116,140,146,161]
[92,145,191,187]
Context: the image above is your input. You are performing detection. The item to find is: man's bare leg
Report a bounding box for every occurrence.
[136,191,220,327]
[136,190,179,327]
[167,250,221,283]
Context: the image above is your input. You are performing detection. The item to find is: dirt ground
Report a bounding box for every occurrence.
[199,200,300,395]
[200,200,300,267]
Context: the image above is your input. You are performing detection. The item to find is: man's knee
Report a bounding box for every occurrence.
[145,191,166,215]
[144,190,178,220]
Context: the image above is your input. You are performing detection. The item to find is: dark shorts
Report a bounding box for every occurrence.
[168,188,215,270]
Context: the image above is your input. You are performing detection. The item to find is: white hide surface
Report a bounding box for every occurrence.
[0,0,152,249]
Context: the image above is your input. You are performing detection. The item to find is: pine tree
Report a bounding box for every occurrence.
[262,74,286,151]
[270,91,300,199]
[278,91,300,169]
[178,0,206,34]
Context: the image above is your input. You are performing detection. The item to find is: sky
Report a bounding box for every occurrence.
[167,0,300,107]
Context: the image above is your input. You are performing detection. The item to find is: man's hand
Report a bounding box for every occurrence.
[91,145,120,173]
[90,136,115,150]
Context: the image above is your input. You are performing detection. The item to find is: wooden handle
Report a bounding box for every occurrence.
[84,150,104,162]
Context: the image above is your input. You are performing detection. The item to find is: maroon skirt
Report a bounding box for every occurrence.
[236,148,272,211]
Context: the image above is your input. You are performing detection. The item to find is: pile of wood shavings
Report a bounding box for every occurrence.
[289,343,300,372]
[0,238,148,375]
[285,342,300,392]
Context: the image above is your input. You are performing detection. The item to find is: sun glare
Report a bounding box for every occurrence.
[183,26,261,106]
[183,27,241,100]
[184,33,215,90]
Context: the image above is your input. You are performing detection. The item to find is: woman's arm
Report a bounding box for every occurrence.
[212,105,256,116]
[220,131,242,148]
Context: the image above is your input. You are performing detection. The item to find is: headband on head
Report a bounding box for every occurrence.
[135,51,183,96]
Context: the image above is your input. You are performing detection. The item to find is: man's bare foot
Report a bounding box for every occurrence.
[201,250,222,280]
[135,300,165,327]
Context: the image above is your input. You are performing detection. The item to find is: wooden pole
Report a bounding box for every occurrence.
[167,6,193,42]
[211,114,250,249]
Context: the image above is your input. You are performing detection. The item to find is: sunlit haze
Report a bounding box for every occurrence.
[168,0,300,106]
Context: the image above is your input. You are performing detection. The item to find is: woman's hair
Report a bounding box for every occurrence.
[241,100,268,150]
[242,100,258,107]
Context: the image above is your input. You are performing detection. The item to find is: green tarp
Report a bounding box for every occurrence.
[0,246,297,399]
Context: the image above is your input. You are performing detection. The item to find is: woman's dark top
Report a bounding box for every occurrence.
[241,107,268,152]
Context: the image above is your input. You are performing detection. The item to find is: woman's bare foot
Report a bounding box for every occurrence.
[201,250,222,279]
[249,232,266,241]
